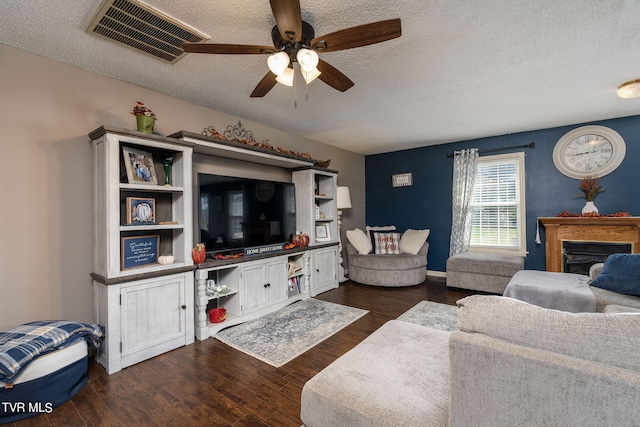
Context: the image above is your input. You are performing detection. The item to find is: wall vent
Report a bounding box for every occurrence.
[87,0,209,63]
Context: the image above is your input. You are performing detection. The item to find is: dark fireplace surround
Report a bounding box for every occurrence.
[562,241,632,275]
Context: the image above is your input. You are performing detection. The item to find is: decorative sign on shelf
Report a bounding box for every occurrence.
[392,173,413,187]
[125,197,156,225]
[121,235,159,270]
[244,243,285,257]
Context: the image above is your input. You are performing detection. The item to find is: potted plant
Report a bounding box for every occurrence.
[130,101,157,134]
[578,176,604,215]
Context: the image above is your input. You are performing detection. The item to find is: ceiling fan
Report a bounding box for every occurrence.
[181,0,402,97]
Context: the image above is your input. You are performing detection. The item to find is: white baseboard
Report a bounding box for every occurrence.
[427,270,446,278]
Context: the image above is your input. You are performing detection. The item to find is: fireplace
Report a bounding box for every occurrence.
[539,217,640,272]
[562,241,632,275]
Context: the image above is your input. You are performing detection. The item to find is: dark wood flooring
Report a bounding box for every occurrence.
[12,277,479,427]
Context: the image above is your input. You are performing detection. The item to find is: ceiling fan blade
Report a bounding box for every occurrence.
[270,0,302,42]
[182,43,275,55]
[250,72,278,97]
[311,18,401,52]
[317,60,354,92]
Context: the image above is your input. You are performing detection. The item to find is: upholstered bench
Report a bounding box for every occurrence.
[446,252,524,294]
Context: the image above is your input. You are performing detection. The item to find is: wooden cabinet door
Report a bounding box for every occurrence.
[120,275,186,364]
[311,247,338,296]
[240,263,267,315]
[265,259,287,306]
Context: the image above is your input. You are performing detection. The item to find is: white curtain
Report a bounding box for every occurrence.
[449,148,479,256]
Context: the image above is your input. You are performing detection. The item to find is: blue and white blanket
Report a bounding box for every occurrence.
[0,321,104,384]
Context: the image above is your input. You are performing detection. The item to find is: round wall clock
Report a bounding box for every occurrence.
[255,181,275,202]
[552,125,626,179]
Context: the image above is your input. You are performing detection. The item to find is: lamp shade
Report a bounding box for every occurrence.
[302,67,321,84]
[617,79,640,99]
[275,67,295,86]
[267,52,290,76]
[337,186,352,210]
[296,48,319,72]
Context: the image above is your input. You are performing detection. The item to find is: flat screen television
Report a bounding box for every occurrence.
[197,173,296,255]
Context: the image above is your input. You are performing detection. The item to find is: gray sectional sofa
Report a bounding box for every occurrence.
[301,295,640,426]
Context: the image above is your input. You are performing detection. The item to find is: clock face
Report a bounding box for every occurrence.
[553,125,625,179]
[563,134,613,172]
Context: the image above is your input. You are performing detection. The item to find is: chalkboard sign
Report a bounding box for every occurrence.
[121,235,159,270]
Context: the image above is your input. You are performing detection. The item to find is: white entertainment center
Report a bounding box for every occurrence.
[90,126,339,373]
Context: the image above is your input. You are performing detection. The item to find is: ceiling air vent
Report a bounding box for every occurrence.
[87,0,209,63]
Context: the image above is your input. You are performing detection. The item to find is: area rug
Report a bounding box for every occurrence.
[215,299,368,367]
[396,301,459,331]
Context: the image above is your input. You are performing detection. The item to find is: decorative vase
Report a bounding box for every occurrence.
[192,245,206,264]
[163,155,173,186]
[582,200,598,215]
[136,115,155,134]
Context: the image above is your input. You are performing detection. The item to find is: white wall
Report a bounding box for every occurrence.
[0,44,364,330]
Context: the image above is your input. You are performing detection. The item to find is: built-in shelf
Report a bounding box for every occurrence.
[120,224,184,231]
[120,183,185,192]
[207,290,239,301]
[90,126,195,374]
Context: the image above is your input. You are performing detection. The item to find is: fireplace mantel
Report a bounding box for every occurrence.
[539,217,640,272]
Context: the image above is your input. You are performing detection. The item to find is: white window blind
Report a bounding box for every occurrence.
[470,152,526,255]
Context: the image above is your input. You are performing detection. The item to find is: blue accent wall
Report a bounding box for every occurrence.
[365,115,640,272]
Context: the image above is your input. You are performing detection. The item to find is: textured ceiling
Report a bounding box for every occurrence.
[1,0,640,154]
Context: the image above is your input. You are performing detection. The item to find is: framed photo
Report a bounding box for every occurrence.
[121,235,159,270]
[126,197,156,225]
[315,224,331,242]
[122,146,158,185]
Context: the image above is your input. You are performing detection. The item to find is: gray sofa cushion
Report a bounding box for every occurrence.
[450,328,640,427]
[457,295,640,372]
[590,286,640,311]
[301,320,450,427]
[451,294,640,427]
[446,252,524,276]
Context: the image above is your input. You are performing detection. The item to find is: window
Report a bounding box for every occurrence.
[228,190,244,239]
[470,152,526,255]
[199,195,209,233]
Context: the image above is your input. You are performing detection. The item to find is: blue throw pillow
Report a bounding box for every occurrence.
[590,253,640,296]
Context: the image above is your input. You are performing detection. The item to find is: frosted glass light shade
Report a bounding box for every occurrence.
[302,67,321,84]
[337,186,352,209]
[617,79,640,99]
[296,48,319,72]
[275,67,295,86]
[267,52,290,76]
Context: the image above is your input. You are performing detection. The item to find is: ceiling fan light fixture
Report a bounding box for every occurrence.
[296,48,319,72]
[267,52,290,75]
[302,67,321,84]
[276,67,295,86]
[617,79,640,99]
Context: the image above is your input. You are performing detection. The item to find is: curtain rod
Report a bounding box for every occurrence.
[446,142,535,157]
